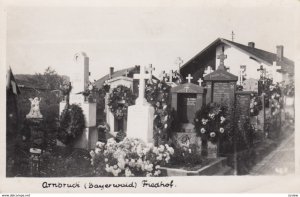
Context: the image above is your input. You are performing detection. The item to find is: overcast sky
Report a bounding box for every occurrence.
[5,0,299,80]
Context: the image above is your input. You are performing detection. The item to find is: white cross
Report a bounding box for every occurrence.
[186,74,193,83]
[124,69,129,77]
[239,65,247,85]
[197,78,203,86]
[175,57,184,70]
[159,71,166,81]
[169,70,175,82]
[134,66,151,105]
[204,66,213,76]
[146,64,155,83]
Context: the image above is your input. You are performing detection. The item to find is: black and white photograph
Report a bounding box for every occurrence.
[1,0,299,193]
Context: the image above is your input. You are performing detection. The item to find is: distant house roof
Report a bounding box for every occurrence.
[6,67,21,95]
[95,66,159,89]
[180,38,294,75]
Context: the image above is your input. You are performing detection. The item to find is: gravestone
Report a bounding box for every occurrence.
[235,91,255,147]
[59,52,97,149]
[170,75,205,147]
[203,51,238,105]
[126,66,154,143]
[105,71,134,136]
[243,78,258,92]
[24,97,45,150]
[207,141,217,158]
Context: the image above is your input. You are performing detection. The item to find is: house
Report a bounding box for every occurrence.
[6,67,21,139]
[179,38,294,84]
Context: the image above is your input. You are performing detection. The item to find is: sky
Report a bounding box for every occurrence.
[4,0,300,81]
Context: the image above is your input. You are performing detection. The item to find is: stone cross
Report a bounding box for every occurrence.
[146,64,155,83]
[217,51,227,70]
[186,74,193,83]
[175,57,184,71]
[197,78,203,86]
[134,66,150,105]
[204,66,213,76]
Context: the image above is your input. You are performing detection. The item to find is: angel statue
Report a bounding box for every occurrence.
[26,97,43,119]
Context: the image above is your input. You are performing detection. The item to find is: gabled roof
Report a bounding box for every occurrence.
[180,38,294,74]
[95,66,159,89]
[171,83,204,93]
[94,66,139,89]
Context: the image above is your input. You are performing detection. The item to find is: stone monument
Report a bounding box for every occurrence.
[203,51,238,105]
[59,52,97,149]
[126,66,154,143]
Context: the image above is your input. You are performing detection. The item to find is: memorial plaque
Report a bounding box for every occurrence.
[243,78,258,92]
[213,82,234,104]
[178,94,197,123]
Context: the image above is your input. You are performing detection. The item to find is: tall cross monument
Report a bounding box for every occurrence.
[127,65,155,143]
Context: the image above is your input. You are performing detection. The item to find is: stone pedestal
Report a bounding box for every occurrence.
[126,104,154,143]
[73,127,98,149]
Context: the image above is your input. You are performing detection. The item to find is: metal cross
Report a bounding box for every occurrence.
[186,74,193,83]
[231,31,235,42]
[257,65,266,84]
[197,78,203,86]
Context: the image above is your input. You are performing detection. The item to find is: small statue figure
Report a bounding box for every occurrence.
[26,97,43,119]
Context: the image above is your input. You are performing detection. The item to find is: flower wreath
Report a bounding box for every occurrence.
[145,80,172,146]
[108,85,135,120]
[250,93,262,116]
[58,104,85,145]
[194,103,229,144]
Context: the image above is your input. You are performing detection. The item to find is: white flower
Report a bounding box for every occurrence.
[210,132,216,137]
[220,116,226,124]
[125,168,133,177]
[95,148,101,154]
[113,165,118,170]
[155,165,161,169]
[250,109,254,113]
[219,128,224,133]
[188,149,192,153]
[90,151,95,158]
[96,141,105,148]
[200,128,206,134]
[104,158,108,162]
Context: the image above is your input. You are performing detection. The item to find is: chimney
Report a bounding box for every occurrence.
[276,45,284,61]
[109,67,114,79]
[248,42,255,48]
